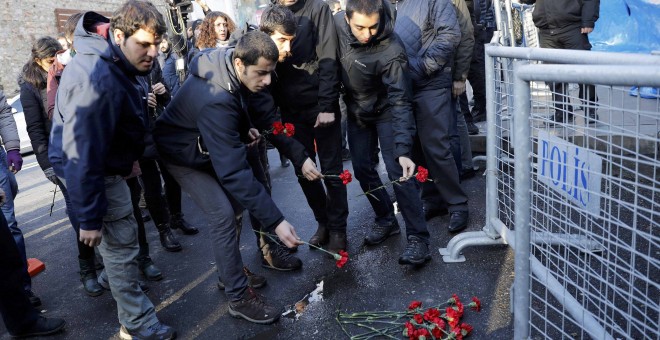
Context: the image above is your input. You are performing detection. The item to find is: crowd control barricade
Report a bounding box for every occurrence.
[439,45,660,339]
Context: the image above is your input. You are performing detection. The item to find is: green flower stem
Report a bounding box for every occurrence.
[253,229,340,260]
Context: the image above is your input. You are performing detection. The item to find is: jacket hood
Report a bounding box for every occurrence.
[347,0,397,47]
[189,47,240,94]
[270,0,306,12]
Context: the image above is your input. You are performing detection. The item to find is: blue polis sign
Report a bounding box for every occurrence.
[537,131,603,215]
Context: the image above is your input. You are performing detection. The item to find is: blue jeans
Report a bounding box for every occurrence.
[347,119,429,242]
[0,149,31,291]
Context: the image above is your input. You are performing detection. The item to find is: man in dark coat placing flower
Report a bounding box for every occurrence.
[336,0,432,265]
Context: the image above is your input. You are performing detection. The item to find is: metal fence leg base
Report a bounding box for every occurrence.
[439,231,506,263]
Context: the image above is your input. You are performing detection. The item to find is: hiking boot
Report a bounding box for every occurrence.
[9,316,66,338]
[326,231,347,254]
[25,290,41,307]
[119,322,176,340]
[261,242,302,271]
[398,236,432,265]
[170,213,199,235]
[158,226,182,252]
[364,220,400,245]
[218,267,267,290]
[308,223,329,248]
[448,211,469,233]
[138,256,163,281]
[79,258,104,297]
[228,288,281,324]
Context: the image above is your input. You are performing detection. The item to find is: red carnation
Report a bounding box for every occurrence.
[470,297,481,312]
[431,325,443,339]
[460,323,473,336]
[284,123,295,137]
[423,307,440,322]
[339,169,352,185]
[455,301,465,318]
[335,250,349,268]
[408,300,423,310]
[413,313,424,324]
[272,121,284,135]
[415,328,430,340]
[432,317,446,330]
[415,166,429,182]
[449,293,461,305]
[445,307,460,328]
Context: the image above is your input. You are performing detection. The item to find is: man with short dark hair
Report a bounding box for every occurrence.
[154,31,311,324]
[272,0,350,255]
[337,0,433,265]
[50,1,175,338]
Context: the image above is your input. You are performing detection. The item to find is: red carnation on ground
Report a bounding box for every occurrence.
[432,317,446,330]
[415,166,429,182]
[284,123,295,137]
[460,323,473,336]
[423,307,440,322]
[431,325,443,339]
[413,313,423,324]
[470,296,481,312]
[445,307,461,328]
[338,169,352,185]
[455,301,465,318]
[403,321,416,338]
[449,293,461,305]
[335,250,349,268]
[408,300,422,310]
[415,328,430,340]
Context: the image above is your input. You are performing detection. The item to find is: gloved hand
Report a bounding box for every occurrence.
[44,167,58,184]
[6,150,22,173]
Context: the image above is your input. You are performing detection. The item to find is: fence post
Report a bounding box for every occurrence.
[485,45,500,238]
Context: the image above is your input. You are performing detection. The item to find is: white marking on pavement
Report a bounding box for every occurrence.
[155,267,215,312]
[23,217,69,238]
[43,225,71,239]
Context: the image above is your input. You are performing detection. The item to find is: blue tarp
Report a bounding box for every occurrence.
[590,0,660,53]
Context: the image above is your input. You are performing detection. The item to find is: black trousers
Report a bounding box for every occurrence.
[139,158,182,226]
[0,213,38,334]
[539,28,596,115]
[283,111,348,232]
[465,28,495,121]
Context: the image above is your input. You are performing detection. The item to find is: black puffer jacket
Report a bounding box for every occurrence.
[154,48,285,232]
[522,0,599,31]
[270,0,339,121]
[20,80,52,171]
[336,0,415,159]
[393,0,461,89]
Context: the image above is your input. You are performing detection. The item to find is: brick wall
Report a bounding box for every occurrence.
[0,0,170,96]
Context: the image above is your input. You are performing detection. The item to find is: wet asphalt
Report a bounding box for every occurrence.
[1,150,514,339]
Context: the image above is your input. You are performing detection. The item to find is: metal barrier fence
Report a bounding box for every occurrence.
[439,45,660,338]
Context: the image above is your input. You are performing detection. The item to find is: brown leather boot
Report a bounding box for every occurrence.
[326,231,347,254]
[308,223,329,248]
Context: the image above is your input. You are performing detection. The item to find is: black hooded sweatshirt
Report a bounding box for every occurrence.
[335,0,416,160]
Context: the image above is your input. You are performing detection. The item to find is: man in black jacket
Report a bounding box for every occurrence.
[338,0,432,265]
[522,0,600,123]
[271,0,349,254]
[394,0,469,232]
[154,31,316,324]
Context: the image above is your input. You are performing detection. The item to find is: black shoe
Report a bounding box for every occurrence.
[550,110,574,125]
[228,288,280,324]
[423,205,448,221]
[364,220,400,245]
[140,209,151,222]
[158,227,182,252]
[261,243,303,271]
[448,211,469,233]
[138,256,163,281]
[218,267,267,290]
[460,168,476,181]
[472,110,486,122]
[79,258,104,297]
[10,316,66,338]
[25,290,41,307]
[341,148,351,161]
[170,213,199,235]
[280,155,290,168]
[326,231,347,254]
[466,122,480,135]
[308,224,329,248]
[398,236,432,265]
[119,322,176,340]
[586,109,599,125]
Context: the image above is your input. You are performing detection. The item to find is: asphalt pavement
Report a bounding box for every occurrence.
[1,151,514,339]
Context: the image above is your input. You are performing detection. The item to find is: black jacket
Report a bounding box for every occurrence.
[393,0,461,89]
[20,80,52,171]
[142,64,171,160]
[336,0,415,159]
[154,48,285,232]
[270,0,340,121]
[51,12,149,231]
[522,0,599,32]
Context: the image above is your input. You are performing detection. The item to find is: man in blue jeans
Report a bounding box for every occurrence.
[49,2,175,339]
[336,0,432,265]
[0,90,40,306]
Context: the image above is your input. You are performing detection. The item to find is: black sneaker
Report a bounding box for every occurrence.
[218,267,267,290]
[25,290,41,307]
[261,243,303,271]
[466,122,479,135]
[119,322,176,340]
[364,220,400,245]
[228,288,280,324]
[398,236,432,265]
[9,316,66,338]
